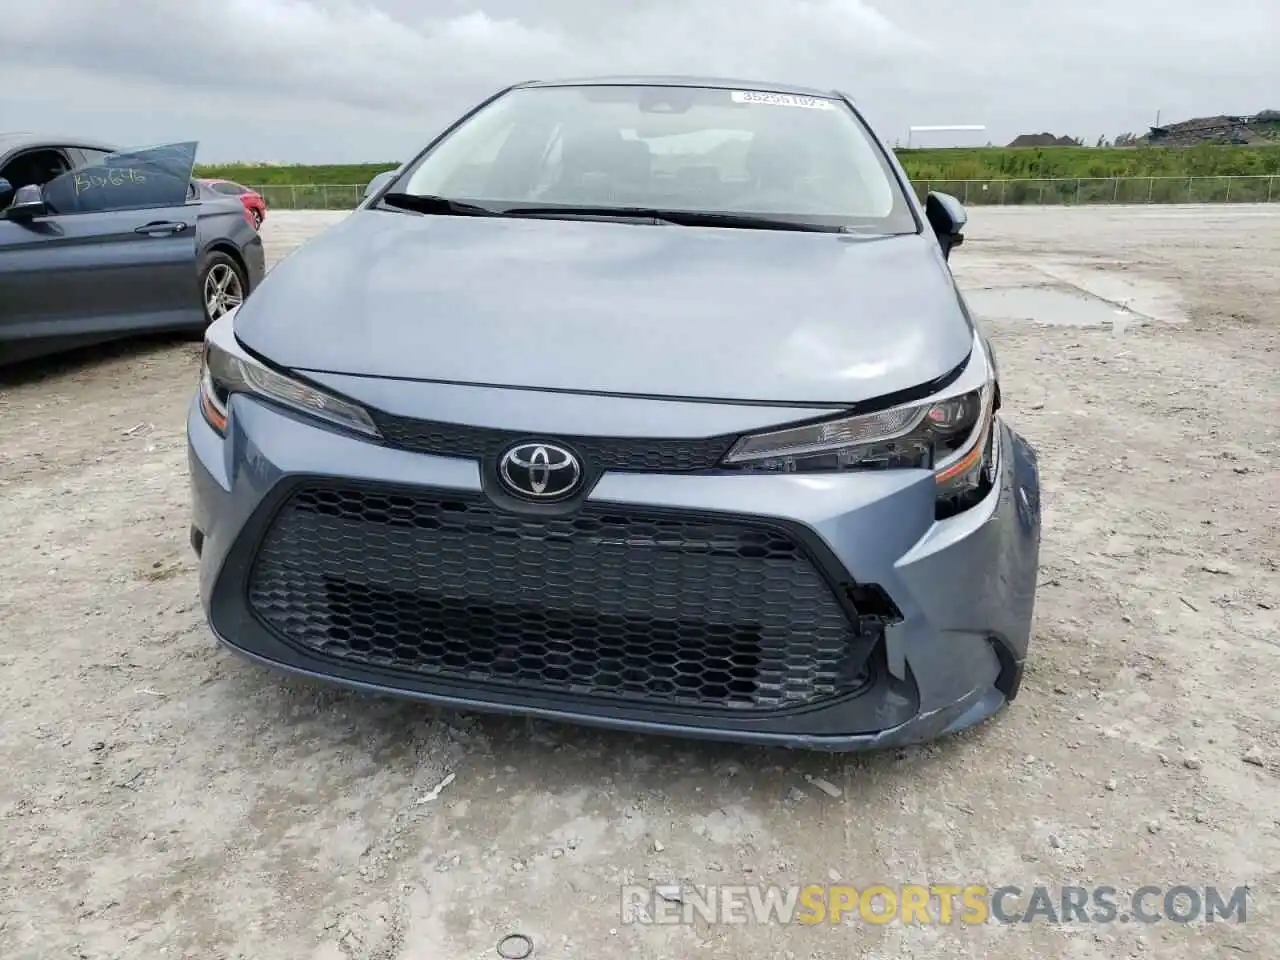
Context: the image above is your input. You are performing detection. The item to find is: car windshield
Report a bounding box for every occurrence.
[393,84,917,233]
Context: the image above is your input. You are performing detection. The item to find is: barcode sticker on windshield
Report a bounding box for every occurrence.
[731,91,834,110]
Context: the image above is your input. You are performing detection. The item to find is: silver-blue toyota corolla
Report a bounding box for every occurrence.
[187,76,1042,751]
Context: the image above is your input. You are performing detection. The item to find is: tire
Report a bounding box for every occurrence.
[199,250,248,326]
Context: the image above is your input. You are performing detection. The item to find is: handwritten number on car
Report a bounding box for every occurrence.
[74,167,148,194]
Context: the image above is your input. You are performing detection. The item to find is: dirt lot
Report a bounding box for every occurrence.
[1,206,1277,960]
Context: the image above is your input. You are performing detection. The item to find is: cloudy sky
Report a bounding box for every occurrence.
[1,0,1275,163]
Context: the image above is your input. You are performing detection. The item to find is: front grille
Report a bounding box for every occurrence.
[369,412,737,472]
[246,483,873,712]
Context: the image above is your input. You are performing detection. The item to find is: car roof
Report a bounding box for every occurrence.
[514,75,846,101]
[0,131,120,154]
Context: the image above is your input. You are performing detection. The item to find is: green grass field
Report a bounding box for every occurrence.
[900,144,1280,180]
[195,144,1280,209]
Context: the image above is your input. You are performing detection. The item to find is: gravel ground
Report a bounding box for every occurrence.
[1,205,1277,960]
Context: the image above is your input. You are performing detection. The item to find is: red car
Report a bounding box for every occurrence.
[199,178,267,228]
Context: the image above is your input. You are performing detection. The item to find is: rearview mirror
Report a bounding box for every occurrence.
[5,184,47,221]
[363,170,397,200]
[925,191,967,259]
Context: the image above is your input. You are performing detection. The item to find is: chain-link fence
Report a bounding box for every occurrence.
[250,176,1280,211]
[910,175,1279,206]
[251,183,366,210]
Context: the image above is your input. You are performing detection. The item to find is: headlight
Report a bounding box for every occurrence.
[721,354,999,516]
[198,337,379,438]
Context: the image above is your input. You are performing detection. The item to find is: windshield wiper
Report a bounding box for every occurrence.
[380,193,502,217]
[499,205,846,233]
[380,195,849,232]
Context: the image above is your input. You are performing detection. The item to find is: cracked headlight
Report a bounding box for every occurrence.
[721,346,999,515]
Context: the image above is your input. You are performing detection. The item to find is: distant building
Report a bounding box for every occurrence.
[1007,133,1082,147]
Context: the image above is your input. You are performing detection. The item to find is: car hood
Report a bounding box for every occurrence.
[234,209,974,404]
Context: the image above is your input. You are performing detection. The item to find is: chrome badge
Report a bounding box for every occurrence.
[498,442,583,500]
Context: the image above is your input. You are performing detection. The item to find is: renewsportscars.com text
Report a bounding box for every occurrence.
[621,883,1249,926]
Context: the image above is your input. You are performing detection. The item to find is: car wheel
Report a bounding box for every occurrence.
[201,251,247,325]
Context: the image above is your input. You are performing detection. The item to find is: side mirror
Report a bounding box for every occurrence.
[363,170,397,200]
[0,177,12,207]
[5,184,48,221]
[925,191,966,259]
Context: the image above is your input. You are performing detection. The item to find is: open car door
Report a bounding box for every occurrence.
[0,141,202,358]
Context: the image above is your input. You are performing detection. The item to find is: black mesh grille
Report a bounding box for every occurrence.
[369,413,737,472]
[246,483,873,712]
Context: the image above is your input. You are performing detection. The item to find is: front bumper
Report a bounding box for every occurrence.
[242,235,266,291]
[187,392,1041,752]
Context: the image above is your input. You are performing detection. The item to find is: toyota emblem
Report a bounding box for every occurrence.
[498,442,583,500]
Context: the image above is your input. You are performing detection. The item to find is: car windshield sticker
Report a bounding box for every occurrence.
[730,91,834,110]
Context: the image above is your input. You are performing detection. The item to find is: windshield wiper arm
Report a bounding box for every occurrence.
[499,205,845,233]
[380,193,501,216]
[381,196,846,232]
[660,210,845,232]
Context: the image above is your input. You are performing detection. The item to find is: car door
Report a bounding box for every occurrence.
[0,142,202,349]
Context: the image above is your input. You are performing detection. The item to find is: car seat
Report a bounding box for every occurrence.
[555,129,652,203]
